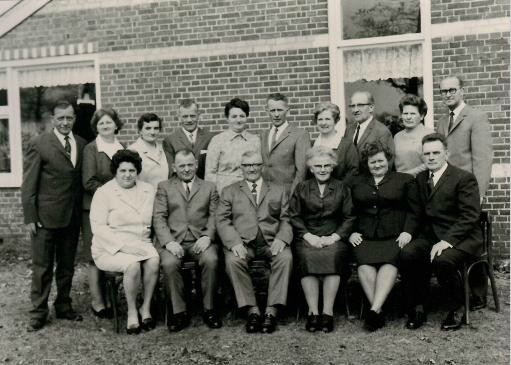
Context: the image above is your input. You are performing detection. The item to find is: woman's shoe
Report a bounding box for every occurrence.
[138,311,155,331]
[90,306,107,319]
[364,310,381,332]
[305,314,320,332]
[320,314,334,333]
[126,322,141,335]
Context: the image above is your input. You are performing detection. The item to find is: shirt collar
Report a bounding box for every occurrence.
[182,127,198,139]
[431,162,448,179]
[451,101,466,119]
[53,128,74,142]
[245,177,263,189]
[273,121,289,132]
[182,176,195,188]
[227,128,248,141]
[358,116,373,127]
[96,134,123,153]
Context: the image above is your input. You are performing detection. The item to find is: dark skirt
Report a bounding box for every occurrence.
[353,237,400,266]
[294,238,350,277]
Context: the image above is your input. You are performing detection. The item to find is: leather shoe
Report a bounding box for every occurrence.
[139,313,156,331]
[405,310,427,330]
[91,306,109,319]
[203,310,222,329]
[261,314,277,334]
[126,323,141,335]
[245,313,262,333]
[27,318,46,332]
[305,314,320,332]
[441,310,464,331]
[364,310,383,332]
[320,314,334,333]
[469,297,487,311]
[55,309,83,321]
[167,312,190,332]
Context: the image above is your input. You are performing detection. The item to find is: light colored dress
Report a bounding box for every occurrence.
[205,129,261,193]
[394,124,434,176]
[128,137,170,189]
[90,179,159,273]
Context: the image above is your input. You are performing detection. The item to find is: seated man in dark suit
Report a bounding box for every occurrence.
[400,133,483,331]
[153,149,221,332]
[216,150,293,334]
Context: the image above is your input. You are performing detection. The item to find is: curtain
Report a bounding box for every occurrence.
[18,65,95,88]
[344,44,422,82]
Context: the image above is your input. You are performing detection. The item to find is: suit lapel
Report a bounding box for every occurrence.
[176,128,193,149]
[188,179,201,201]
[258,181,270,206]
[240,181,257,207]
[448,106,468,135]
[429,165,452,200]
[270,125,291,152]
[50,132,74,167]
[358,120,374,147]
[173,179,188,200]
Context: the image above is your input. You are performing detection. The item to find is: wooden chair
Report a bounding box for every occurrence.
[163,259,201,322]
[104,271,123,333]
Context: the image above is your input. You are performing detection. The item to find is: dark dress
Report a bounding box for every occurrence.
[289,178,355,277]
[348,171,415,266]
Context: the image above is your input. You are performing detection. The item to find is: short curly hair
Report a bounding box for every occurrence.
[312,102,341,125]
[110,149,143,176]
[90,108,123,135]
[360,141,393,169]
[398,94,428,117]
[224,97,250,118]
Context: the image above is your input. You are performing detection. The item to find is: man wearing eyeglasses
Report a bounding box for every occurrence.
[216,150,293,334]
[345,91,395,166]
[437,76,493,311]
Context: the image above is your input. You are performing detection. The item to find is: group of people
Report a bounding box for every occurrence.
[21,75,493,336]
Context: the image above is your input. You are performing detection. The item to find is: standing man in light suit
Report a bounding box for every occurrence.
[437,76,493,310]
[261,93,310,193]
[21,100,87,331]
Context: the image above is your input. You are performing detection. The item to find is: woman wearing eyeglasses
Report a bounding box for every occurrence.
[289,145,355,333]
[394,94,433,176]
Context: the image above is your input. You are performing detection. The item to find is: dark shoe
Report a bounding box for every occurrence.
[405,310,427,330]
[27,318,46,332]
[167,312,190,332]
[305,314,320,332]
[203,310,222,329]
[441,310,464,331]
[245,313,262,333]
[261,314,277,334]
[320,314,334,333]
[469,297,487,311]
[55,309,83,322]
[91,306,108,319]
[139,312,156,331]
[126,323,141,335]
[363,310,380,332]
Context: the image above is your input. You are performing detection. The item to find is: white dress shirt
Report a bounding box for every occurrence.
[353,116,372,144]
[246,177,263,204]
[53,129,77,166]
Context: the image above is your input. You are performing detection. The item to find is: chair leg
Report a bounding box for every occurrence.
[463,265,470,325]
[344,287,351,318]
[486,262,500,312]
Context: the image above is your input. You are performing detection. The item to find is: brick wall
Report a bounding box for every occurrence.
[431,0,510,23]
[0,189,24,240]
[0,0,328,52]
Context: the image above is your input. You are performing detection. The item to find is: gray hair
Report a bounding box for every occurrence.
[305,146,338,167]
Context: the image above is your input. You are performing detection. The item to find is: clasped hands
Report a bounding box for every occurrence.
[165,236,211,258]
[231,238,287,259]
[348,232,412,248]
[304,233,340,249]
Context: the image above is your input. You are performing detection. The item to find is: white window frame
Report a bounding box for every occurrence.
[327,0,433,128]
[0,54,101,187]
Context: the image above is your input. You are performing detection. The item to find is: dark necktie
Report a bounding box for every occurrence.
[189,133,195,148]
[185,183,191,198]
[427,173,434,195]
[64,136,71,159]
[448,111,455,132]
[251,183,258,205]
[353,124,361,146]
[270,126,278,151]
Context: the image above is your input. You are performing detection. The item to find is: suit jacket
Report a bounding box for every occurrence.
[345,118,395,166]
[348,172,416,239]
[261,124,310,192]
[163,127,215,179]
[411,164,482,256]
[82,139,125,210]
[437,104,492,197]
[153,177,218,247]
[216,179,293,250]
[21,131,86,229]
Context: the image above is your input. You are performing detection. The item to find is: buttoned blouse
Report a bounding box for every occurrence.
[129,137,170,189]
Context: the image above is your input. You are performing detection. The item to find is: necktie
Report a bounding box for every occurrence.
[251,183,258,205]
[427,173,434,195]
[353,124,361,146]
[448,111,455,132]
[270,126,278,151]
[64,136,71,159]
[189,133,195,148]
[185,183,191,198]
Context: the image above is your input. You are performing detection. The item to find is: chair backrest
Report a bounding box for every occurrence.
[479,211,492,259]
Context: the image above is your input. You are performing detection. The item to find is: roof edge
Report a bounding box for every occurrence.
[0,0,52,38]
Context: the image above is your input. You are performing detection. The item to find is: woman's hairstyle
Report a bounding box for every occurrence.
[110,149,143,175]
[224,97,250,118]
[398,94,428,117]
[312,102,341,125]
[305,145,338,168]
[360,141,393,168]
[90,108,123,135]
[137,112,162,131]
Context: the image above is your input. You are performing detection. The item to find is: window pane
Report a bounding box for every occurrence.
[342,0,421,40]
[0,72,6,106]
[345,77,424,136]
[0,119,10,172]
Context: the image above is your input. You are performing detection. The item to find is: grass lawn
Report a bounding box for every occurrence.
[0,244,509,365]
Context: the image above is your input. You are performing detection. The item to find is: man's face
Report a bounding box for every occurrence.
[350,92,374,124]
[440,77,464,110]
[173,153,197,182]
[241,154,264,183]
[179,105,199,133]
[52,106,75,136]
[266,99,289,128]
[422,140,449,173]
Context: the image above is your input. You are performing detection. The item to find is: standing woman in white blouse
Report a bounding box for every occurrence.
[129,113,172,189]
[82,108,125,318]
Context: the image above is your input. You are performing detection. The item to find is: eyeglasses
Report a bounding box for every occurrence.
[440,88,459,96]
[348,103,372,109]
[312,164,333,169]
[241,163,263,168]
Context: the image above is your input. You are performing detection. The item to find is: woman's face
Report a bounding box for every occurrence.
[96,115,117,138]
[115,161,138,189]
[401,105,423,130]
[316,110,336,135]
[140,120,161,144]
[367,151,389,178]
[309,155,334,184]
[227,107,248,133]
